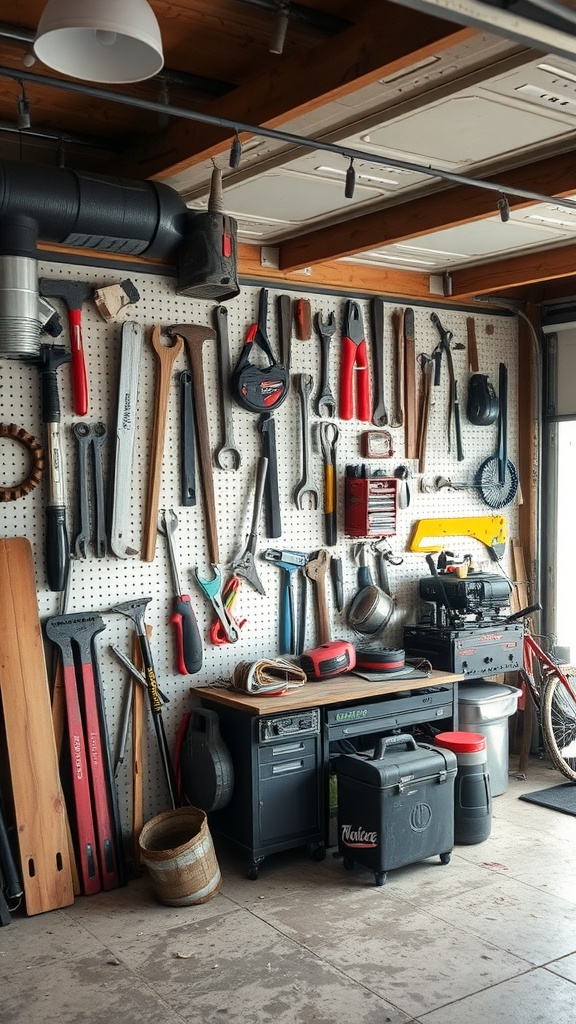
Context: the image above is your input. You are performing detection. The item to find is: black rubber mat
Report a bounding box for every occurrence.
[520,783,576,816]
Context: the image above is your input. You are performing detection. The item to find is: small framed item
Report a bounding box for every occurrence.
[361,430,394,459]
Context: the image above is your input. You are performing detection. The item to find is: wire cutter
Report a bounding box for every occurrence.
[339,300,371,421]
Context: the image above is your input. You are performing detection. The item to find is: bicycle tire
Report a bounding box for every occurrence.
[541,671,576,782]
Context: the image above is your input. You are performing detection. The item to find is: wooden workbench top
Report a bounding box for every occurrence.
[193,669,464,716]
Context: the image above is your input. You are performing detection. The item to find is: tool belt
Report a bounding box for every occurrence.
[231,658,307,694]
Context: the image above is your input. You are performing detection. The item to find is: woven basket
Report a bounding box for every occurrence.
[139,806,222,906]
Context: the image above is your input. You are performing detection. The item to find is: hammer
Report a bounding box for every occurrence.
[39,279,92,416]
[262,548,310,655]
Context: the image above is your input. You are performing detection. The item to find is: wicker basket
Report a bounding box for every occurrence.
[138,806,222,906]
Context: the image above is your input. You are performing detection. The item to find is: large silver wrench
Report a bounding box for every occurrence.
[110,322,143,558]
[294,373,319,510]
[213,305,241,471]
[314,312,336,418]
[195,563,239,643]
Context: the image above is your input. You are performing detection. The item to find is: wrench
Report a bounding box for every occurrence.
[314,312,337,418]
[73,422,91,558]
[294,373,319,510]
[91,422,107,558]
[305,548,332,645]
[72,421,107,558]
[213,305,241,471]
[195,564,239,644]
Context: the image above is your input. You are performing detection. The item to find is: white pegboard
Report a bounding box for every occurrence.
[0,260,518,832]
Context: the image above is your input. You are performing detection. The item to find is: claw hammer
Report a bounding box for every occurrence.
[262,548,309,655]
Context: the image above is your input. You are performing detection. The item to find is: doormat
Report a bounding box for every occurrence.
[519,783,576,817]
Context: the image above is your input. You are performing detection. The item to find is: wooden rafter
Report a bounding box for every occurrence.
[113,5,475,179]
[278,150,576,271]
[448,242,576,297]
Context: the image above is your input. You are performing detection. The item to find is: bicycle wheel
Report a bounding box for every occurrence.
[542,671,576,782]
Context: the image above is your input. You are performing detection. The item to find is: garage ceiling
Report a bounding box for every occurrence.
[2,1,576,299]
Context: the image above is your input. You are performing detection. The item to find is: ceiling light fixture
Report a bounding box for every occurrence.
[229,130,243,170]
[497,193,510,223]
[16,82,31,129]
[269,2,290,55]
[33,0,164,84]
[345,157,356,199]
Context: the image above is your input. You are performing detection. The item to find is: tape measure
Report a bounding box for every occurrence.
[300,640,356,679]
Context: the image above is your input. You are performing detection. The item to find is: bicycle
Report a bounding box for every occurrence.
[511,604,576,782]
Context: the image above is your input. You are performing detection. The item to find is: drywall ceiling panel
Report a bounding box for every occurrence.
[281,149,428,194]
[351,215,575,269]
[352,93,576,167]
[211,167,384,225]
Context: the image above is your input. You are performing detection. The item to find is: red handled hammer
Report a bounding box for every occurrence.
[39,279,92,415]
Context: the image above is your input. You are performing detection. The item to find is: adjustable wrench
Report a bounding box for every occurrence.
[294,373,319,510]
[305,548,332,645]
[213,305,241,471]
[314,312,336,418]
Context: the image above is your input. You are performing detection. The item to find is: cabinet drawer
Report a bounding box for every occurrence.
[259,753,317,781]
[259,737,317,764]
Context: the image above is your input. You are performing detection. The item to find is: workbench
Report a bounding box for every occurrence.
[193,669,463,878]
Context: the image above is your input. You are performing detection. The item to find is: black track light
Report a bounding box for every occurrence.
[345,157,356,199]
[229,130,242,170]
[497,193,510,222]
[270,2,289,54]
[17,83,31,130]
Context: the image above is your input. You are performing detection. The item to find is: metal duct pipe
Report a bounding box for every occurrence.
[0,159,238,358]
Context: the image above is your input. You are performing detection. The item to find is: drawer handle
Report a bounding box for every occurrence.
[272,760,304,774]
[272,742,305,756]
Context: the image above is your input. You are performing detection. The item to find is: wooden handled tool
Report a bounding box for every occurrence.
[403,308,417,459]
[143,326,183,562]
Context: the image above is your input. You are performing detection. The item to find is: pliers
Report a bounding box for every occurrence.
[339,300,371,421]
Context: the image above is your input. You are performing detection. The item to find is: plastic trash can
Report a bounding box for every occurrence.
[457,681,522,796]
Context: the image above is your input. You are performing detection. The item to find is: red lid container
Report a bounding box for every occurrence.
[434,730,486,754]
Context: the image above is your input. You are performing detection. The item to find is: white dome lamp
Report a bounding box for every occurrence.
[33,0,164,84]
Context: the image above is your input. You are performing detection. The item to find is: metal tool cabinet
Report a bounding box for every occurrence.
[200,700,325,879]
[196,670,461,878]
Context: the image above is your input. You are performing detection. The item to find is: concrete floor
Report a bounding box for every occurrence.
[2,758,576,1024]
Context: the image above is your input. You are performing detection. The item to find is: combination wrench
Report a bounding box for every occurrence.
[213,305,241,471]
[294,373,319,510]
[314,312,337,418]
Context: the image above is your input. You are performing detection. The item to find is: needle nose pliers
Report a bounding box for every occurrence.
[339,300,371,421]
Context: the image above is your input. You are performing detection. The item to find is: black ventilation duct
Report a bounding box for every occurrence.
[0,159,239,357]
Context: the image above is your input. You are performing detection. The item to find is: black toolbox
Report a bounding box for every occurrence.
[335,733,457,885]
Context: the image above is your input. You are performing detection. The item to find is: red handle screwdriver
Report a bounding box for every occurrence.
[159,509,203,675]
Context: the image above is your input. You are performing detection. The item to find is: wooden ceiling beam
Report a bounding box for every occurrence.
[447,243,576,297]
[114,6,475,179]
[278,149,576,271]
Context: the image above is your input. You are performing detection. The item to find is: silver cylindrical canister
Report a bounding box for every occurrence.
[0,254,40,358]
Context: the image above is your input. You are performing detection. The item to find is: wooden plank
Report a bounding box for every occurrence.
[450,243,576,297]
[193,668,463,716]
[0,538,73,915]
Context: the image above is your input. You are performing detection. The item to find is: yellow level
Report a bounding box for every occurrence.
[408,515,507,560]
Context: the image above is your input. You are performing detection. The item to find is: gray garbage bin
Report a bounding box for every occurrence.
[457,681,522,796]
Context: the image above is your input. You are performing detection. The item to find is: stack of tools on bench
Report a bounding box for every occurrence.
[404,551,524,675]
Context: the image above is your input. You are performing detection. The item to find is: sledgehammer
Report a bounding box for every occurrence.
[40,279,92,415]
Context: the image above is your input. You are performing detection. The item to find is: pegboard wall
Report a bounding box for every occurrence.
[0,258,518,832]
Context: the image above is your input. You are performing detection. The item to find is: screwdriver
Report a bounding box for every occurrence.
[159,509,203,675]
[35,344,72,591]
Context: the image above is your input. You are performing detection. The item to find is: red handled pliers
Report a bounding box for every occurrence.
[339,300,371,421]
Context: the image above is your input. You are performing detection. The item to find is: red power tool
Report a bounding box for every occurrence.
[300,640,356,679]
